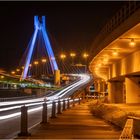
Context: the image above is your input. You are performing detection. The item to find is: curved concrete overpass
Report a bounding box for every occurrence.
[89,2,140,104]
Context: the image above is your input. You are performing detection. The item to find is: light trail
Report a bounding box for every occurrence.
[0,74,90,120]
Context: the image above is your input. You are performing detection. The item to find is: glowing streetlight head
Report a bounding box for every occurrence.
[16,69,20,72]
[41,58,47,63]
[60,54,66,59]
[34,61,39,65]
[112,50,118,56]
[11,71,15,75]
[29,64,32,67]
[0,75,4,79]
[70,53,76,57]
[83,53,89,58]
[129,38,136,47]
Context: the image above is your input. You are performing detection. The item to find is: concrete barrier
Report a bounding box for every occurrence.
[63,99,66,111]
[73,99,75,107]
[41,102,49,124]
[67,99,70,109]
[57,100,62,114]
[18,106,31,136]
[51,101,57,118]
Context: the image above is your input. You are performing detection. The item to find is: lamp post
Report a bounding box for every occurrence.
[34,61,39,77]
[41,58,47,75]
[83,53,89,73]
[60,54,66,74]
[70,52,76,65]
[28,64,32,77]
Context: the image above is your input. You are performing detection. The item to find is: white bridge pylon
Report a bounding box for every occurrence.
[20,16,59,80]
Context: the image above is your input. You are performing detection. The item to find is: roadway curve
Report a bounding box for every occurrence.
[0,74,91,139]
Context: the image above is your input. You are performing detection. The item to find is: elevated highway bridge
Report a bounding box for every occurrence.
[89,1,140,104]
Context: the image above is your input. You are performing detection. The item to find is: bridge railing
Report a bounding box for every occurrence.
[18,97,83,136]
[119,118,134,140]
[119,115,140,140]
[91,1,140,57]
[104,2,138,34]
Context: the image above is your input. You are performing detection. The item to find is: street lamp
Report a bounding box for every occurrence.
[16,69,20,72]
[11,71,15,75]
[83,53,89,59]
[28,64,32,77]
[0,75,4,79]
[83,53,89,73]
[34,61,39,65]
[60,54,66,73]
[41,58,47,75]
[34,61,39,76]
[41,58,47,63]
[70,52,76,64]
[60,54,66,59]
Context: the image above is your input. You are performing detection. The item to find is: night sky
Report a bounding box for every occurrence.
[0,1,126,71]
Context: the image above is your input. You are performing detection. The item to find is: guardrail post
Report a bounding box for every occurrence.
[62,99,66,111]
[78,97,81,105]
[86,95,89,102]
[18,106,31,136]
[67,98,70,109]
[41,102,48,124]
[57,100,62,114]
[51,101,56,118]
[73,98,75,107]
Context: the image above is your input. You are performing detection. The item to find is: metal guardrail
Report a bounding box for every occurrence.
[18,98,83,136]
[91,1,140,57]
[119,119,134,140]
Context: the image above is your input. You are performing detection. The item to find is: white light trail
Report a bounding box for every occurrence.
[0,74,90,120]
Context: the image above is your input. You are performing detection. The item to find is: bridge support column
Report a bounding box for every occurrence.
[94,81,98,91]
[97,81,101,92]
[108,81,124,103]
[125,77,140,103]
[54,70,60,86]
[99,81,107,96]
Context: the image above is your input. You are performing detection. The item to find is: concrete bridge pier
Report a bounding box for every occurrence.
[125,77,140,103]
[54,70,60,86]
[108,81,124,103]
[95,81,107,93]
